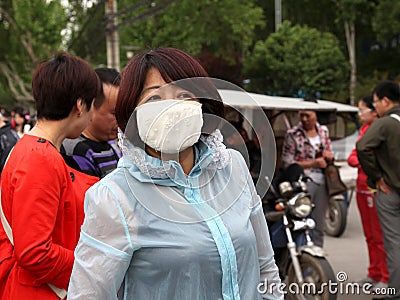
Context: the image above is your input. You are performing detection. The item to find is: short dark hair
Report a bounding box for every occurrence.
[32,52,101,120]
[94,68,121,108]
[359,94,375,110]
[115,47,224,133]
[373,80,400,103]
[95,67,121,86]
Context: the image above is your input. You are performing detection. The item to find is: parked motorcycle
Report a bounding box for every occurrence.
[264,164,336,300]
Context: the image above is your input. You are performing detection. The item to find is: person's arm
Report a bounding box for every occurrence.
[321,125,334,163]
[281,131,327,170]
[295,158,326,169]
[250,203,284,299]
[12,153,74,289]
[356,120,385,185]
[281,131,296,169]
[68,182,133,300]
[232,150,283,299]
[235,151,283,299]
[347,147,359,168]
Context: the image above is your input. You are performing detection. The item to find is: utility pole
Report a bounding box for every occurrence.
[105,0,120,71]
[275,0,281,31]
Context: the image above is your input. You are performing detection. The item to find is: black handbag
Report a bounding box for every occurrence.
[325,163,347,197]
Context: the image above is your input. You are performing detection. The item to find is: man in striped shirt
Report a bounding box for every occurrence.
[61,68,122,178]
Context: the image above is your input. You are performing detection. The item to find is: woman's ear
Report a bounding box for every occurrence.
[76,98,85,117]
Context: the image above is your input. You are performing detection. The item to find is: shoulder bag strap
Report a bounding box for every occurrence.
[0,194,13,244]
[390,113,400,123]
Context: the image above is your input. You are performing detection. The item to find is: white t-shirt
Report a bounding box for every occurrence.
[308,135,325,184]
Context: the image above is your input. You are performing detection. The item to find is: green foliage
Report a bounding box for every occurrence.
[118,0,264,62]
[244,21,349,97]
[0,0,66,104]
[355,70,389,100]
[373,0,400,43]
[66,0,106,65]
[333,0,374,23]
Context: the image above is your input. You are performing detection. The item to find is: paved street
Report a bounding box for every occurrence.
[325,192,375,300]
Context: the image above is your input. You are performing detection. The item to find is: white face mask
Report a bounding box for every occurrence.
[136,100,203,154]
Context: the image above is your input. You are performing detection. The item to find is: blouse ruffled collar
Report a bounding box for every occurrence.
[117,129,230,180]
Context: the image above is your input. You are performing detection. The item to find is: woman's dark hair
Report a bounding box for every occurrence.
[359,95,375,110]
[13,107,29,126]
[32,52,101,120]
[115,47,224,133]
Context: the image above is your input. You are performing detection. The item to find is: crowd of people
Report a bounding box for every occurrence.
[0,47,399,300]
[0,48,283,299]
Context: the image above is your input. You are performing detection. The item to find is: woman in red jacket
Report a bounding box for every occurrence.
[0,53,100,299]
[347,95,388,288]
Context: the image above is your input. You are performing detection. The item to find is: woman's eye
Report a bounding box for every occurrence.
[146,95,161,102]
[177,92,195,100]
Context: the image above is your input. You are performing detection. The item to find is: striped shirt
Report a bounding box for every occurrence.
[61,135,122,179]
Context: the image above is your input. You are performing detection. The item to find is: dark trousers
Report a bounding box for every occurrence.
[375,189,400,298]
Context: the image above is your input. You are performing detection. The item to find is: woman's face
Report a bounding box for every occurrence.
[137,68,198,106]
[299,110,317,130]
[358,100,377,125]
[14,113,25,125]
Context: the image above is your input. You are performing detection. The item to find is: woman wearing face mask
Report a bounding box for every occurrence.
[67,47,283,300]
[347,95,388,289]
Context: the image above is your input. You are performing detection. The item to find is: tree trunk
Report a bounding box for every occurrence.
[344,20,356,106]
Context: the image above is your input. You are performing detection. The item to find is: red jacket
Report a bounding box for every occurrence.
[347,124,370,191]
[0,135,98,299]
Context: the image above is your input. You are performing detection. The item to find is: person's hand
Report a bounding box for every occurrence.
[376,178,391,195]
[313,157,327,169]
[322,150,334,163]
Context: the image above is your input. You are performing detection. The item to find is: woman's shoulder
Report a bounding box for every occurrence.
[89,166,138,197]
[10,135,64,166]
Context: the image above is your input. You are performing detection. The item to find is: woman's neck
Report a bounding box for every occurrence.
[304,127,318,137]
[28,120,67,151]
[145,146,195,175]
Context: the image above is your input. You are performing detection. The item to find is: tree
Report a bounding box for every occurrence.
[332,0,375,105]
[373,0,400,44]
[244,21,349,98]
[0,0,66,105]
[117,0,264,80]
[66,0,107,64]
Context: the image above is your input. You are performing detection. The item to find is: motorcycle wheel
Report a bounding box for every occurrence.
[286,253,337,300]
[325,199,347,237]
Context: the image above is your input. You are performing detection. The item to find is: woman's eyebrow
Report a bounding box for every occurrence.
[140,85,161,96]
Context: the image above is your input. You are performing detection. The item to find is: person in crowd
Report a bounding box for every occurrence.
[0,107,11,123]
[221,121,261,179]
[62,67,122,178]
[67,47,283,299]
[0,52,100,299]
[12,107,32,138]
[281,99,334,248]
[357,81,400,300]
[0,112,19,175]
[347,95,388,289]
[221,121,249,157]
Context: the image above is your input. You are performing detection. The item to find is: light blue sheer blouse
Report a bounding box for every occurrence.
[68,131,283,300]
